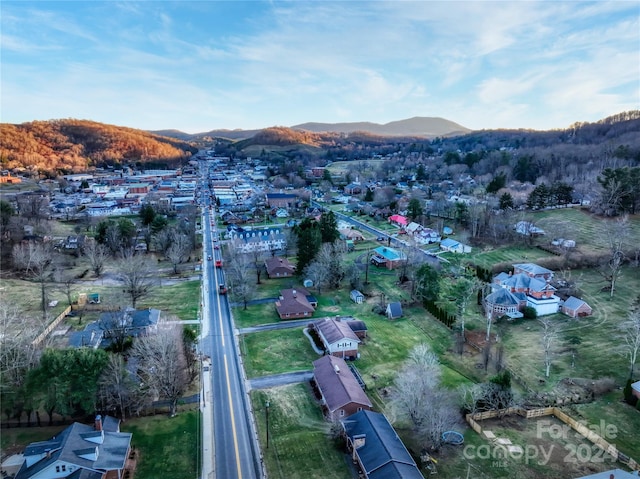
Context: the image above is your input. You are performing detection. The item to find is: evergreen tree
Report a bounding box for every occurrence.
[139,204,156,226]
[294,218,322,275]
[364,188,374,202]
[486,173,506,194]
[319,211,340,243]
[407,198,424,221]
[499,192,514,210]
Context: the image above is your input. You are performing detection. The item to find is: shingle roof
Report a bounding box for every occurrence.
[314,318,360,346]
[341,410,423,479]
[275,288,314,316]
[16,417,131,479]
[485,288,521,306]
[563,296,590,310]
[513,263,553,276]
[313,356,371,413]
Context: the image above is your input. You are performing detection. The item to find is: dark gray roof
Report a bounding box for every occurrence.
[346,320,367,333]
[563,296,590,310]
[573,469,639,479]
[341,410,423,479]
[16,417,131,479]
[387,302,403,318]
[485,288,521,306]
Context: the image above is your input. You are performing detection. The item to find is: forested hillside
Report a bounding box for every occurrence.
[0,119,197,175]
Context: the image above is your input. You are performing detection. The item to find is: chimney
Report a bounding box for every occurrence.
[292,289,297,298]
[94,414,102,431]
[334,364,340,374]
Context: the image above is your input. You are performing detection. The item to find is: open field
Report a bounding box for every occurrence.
[1,425,63,458]
[251,384,352,479]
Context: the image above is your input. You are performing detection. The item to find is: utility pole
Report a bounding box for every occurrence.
[265,400,270,449]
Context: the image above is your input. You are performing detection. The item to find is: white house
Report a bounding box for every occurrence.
[440,238,472,253]
[313,318,361,359]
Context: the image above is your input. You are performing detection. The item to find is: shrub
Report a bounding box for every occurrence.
[522,306,537,319]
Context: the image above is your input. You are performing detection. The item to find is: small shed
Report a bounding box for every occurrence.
[561,296,592,318]
[88,293,101,304]
[350,290,365,304]
[386,302,403,320]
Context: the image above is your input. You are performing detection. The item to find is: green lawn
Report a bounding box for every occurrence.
[251,384,352,479]
[0,425,62,457]
[140,280,201,321]
[241,328,320,378]
[121,411,200,479]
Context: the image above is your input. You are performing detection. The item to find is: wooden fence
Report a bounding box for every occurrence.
[31,305,71,346]
[466,406,639,472]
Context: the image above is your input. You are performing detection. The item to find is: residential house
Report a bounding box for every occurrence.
[264,256,296,278]
[493,265,560,316]
[439,238,472,254]
[275,287,316,320]
[68,308,160,349]
[386,302,403,320]
[484,288,525,321]
[405,222,423,236]
[312,355,372,421]
[341,410,424,479]
[15,415,132,479]
[312,318,361,359]
[265,192,298,209]
[350,290,365,304]
[339,228,365,242]
[415,228,441,245]
[229,227,286,253]
[561,296,592,318]
[388,214,408,228]
[344,183,363,195]
[371,246,406,270]
[513,263,554,281]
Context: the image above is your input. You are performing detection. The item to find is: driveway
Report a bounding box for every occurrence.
[248,371,313,390]
[238,318,312,334]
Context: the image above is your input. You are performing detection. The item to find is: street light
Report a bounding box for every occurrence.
[265,400,270,449]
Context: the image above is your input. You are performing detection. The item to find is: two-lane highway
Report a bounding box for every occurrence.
[201,196,261,478]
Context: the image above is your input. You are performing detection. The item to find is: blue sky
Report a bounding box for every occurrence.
[1,1,638,133]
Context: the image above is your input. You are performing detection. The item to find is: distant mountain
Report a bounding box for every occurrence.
[153,117,471,142]
[292,117,471,137]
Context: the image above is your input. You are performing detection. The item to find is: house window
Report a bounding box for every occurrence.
[340,410,345,417]
[357,407,362,412]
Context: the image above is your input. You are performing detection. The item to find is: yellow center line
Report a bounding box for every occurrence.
[223,354,243,478]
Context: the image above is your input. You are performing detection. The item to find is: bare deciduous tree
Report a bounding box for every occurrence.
[165,233,191,274]
[83,240,109,277]
[117,251,155,308]
[539,318,556,378]
[600,215,630,298]
[225,248,255,309]
[132,322,188,417]
[621,310,640,379]
[98,354,150,421]
[391,344,460,451]
[12,241,56,320]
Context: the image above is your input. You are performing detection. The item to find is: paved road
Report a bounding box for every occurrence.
[248,371,314,390]
[200,188,262,479]
[311,200,441,268]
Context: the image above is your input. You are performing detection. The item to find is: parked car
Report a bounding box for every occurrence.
[219,284,227,295]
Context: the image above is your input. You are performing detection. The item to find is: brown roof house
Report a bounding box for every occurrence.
[312,355,372,421]
[312,318,361,359]
[264,256,296,278]
[275,287,317,320]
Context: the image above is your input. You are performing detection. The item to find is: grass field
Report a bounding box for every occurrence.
[251,384,352,479]
[120,410,200,479]
[0,425,62,458]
